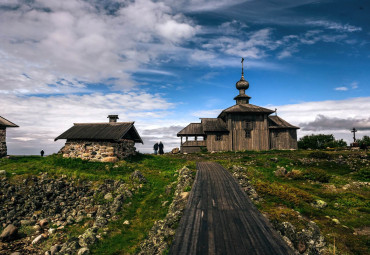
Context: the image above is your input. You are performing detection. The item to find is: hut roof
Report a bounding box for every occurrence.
[201,118,228,132]
[268,116,299,129]
[0,116,18,127]
[55,122,143,143]
[218,104,274,118]
[177,123,204,136]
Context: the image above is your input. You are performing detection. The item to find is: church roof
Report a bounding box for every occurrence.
[55,122,143,143]
[0,116,18,127]
[201,118,228,132]
[268,116,299,129]
[218,104,275,118]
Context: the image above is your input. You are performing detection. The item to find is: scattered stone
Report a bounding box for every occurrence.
[332,218,340,225]
[0,170,6,175]
[131,170,147,183]
[49,244,61,255]
[79,228,97,247]
[123,220,130,225]
[274,166,287,177]
[10,252,21,255]
[171,148,180,154]
[180,192,189,200]
[101,156,119,163]
[32,234,44,245]
[0,224,18,242]
[270,157,279,162]
[48,228,56,235]
[20,219,36,226]
[311,199,327,209]
[39,218,49,227]
[104,193,113,200]
[78,247,90,255]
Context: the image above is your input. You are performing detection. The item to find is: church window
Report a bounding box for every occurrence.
[245,130,251,138]
[244,121,253,130]
[216,134,222,141]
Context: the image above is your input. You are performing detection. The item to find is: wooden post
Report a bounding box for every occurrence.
[195,135,197,141]
[186,136,188,142]
[181,136,183,145]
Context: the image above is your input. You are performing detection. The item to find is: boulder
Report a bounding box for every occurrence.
[171,148,180,154]
[131,170,147,183]
[101,157,118,163]
[311,199,327,209]
[78,247,90,255]
[274,166,287,177]
[0,224,18,242]
[104,193,113,200]
[79,228,97,247]
[0,170,6,175]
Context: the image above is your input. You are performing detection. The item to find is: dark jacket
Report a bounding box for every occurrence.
[154,143,159,150]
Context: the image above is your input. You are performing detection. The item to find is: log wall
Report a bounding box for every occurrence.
[269,129,298,150]
[0,127,6,157]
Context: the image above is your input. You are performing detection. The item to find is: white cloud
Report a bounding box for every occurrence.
[306,20,362,33]
[351,81,358,89]
[0,0,198,94]
[335,87,348,91]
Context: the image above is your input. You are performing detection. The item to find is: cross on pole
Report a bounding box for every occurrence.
[351,127,357,143]
[241,57,244,76]
[275,108,277,116]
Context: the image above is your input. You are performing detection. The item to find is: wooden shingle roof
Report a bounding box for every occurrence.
[201,118,228,132]
[177,123,204,136]
[55,122,143,143]
[268,116,299,129]
[218,104,274,118]
[0,116,18,127]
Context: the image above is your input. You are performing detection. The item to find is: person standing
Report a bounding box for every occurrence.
[40,150,44,157]
[153,142,159,155]
[158,141,164,155]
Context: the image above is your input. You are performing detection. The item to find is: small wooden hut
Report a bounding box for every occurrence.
[55,115,143,162]
[0,116,19,157]
[177,61,299,153]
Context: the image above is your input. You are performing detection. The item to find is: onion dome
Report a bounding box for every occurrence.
[236,75,249,90]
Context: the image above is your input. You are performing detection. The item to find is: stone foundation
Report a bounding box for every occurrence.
[0,128,7,158]
[59,139,136,162]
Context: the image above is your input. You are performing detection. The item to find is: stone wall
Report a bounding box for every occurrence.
[0,127,7,158]
[59,139,136,162]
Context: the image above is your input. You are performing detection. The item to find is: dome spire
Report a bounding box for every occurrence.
[241,57,244,77]
[234,57,251,105]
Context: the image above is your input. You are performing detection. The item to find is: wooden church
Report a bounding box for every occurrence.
[177,60,299,153]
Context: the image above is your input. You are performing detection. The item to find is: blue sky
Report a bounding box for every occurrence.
[0,0,369,154]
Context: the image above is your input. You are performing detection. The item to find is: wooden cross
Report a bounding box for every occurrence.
[241,57,244,76]
[275,108,277,116]
[351,127,357,143]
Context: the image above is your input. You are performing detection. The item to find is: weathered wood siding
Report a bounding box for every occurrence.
[226,113,270,151]
[0,127,7,157]
[206,133,230,152]
[269,129,298,150]
[181,141,207,153]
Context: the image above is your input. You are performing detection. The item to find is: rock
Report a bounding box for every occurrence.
[20,219,36,226]
[274,166,287,177]
[123,220,130,225]
[332,218,340,224]
[180,192,189,200]
[101,157,119,163]
[0,224,18,242]
[0,170,6,175]
[32,234,44,245]
[39,218,49,227]
[79,228,97,247]
[270,157,279,162]
[78,247,90,255]
[48,228,56,235]
[50,244,61,255]
[10,252,21,255]
[311,199,327,209]
[131,170,147,183]
[171,148,180,154]
[104,193,113,200]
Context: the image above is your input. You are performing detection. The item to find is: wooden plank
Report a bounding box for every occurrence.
[169,162,294,255]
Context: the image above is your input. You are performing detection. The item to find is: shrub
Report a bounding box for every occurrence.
[304,168,331,183]
[298,134,347,149]
[308,151,331,159]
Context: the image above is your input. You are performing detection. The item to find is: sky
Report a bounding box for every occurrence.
[0,0,369,155]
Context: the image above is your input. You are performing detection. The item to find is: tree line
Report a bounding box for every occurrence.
[298,134,370,150]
